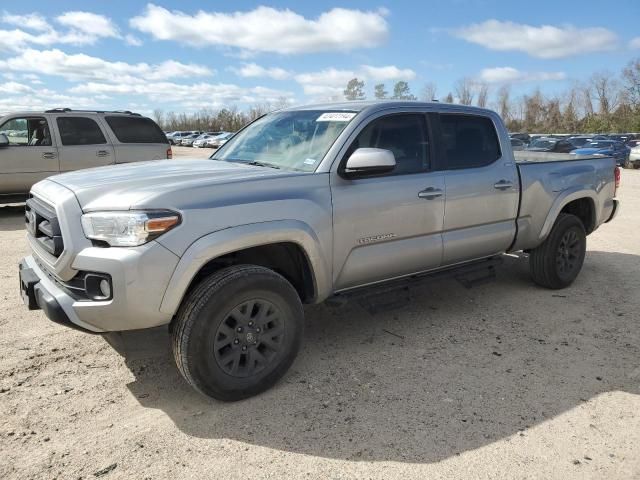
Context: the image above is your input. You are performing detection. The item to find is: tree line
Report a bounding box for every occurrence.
[154,58,640,134]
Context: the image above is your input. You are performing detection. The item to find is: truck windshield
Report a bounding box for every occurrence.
[211,110,357,172]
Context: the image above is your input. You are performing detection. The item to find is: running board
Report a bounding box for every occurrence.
[328,256,503,312]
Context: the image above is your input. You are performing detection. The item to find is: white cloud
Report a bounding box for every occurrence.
[130,4,388,54]
[0,49,213,83]
[125,34,143,46]
[630,37,640,49]
[479,67,566,84]
[454,20,618,59]
[0,10,134,50]
[295,65,417,97]
[0,81,33,94]
[231,63,291,80]
[360,65,416,82]
[1,12,50,31]
[69,81,294,109]
[56,11,119,39]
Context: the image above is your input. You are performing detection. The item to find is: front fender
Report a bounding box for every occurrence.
[159,220,332,315]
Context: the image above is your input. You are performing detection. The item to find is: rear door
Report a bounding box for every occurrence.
[55,115,114,172]
[438,112,519,264]
[0,115,58,194]
[331,111,445,290]
[102,115,169,163]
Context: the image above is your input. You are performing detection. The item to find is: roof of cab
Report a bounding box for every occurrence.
[282,100,498,117]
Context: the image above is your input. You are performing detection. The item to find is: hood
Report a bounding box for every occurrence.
[47,158,295,211]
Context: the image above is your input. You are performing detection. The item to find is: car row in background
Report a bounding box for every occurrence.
[165,131,235,148]
[509,132,640,168]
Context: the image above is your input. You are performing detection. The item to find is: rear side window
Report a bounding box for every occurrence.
[440,114,501,169]
[105,116,167,144]
[56,117,106,146]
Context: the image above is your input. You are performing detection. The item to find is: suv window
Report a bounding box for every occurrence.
[105,116,167,144]
[346,114,430,175]
[0,117,51,146]
[440,114,501,169]
[56,117,106,146]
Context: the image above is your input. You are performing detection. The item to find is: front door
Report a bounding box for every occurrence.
[0,116,58,195]
[331,112,445,291]
[54,116,114,172]
[438,113,519,264]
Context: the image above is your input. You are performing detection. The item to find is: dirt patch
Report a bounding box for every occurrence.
[1,171,638,479]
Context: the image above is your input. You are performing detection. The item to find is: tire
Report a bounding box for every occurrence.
[529,213,586,289]
[172,265,304,401]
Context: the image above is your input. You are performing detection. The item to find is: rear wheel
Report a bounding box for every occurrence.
[172,265,304,401]
[529,213,586,289]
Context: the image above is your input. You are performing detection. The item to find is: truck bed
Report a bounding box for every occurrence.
[511,152,617,252]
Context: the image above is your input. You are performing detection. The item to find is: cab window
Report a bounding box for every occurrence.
[344,114,430,175]
[440,114,501,169]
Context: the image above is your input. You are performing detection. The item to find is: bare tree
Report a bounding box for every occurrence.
[496,85,511,121]
[454,77,474,105]
[420,82,438,102]
[591,71,620,116]
[443,92,454,103]
[622,58,640,108]
[476,83,489,108]
[152,109,165,129]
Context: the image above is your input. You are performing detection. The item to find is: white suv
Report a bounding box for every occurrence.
[0,108,171,202]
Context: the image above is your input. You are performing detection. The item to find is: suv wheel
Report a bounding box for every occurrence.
[529,213,586,289]
[172,265,304,401]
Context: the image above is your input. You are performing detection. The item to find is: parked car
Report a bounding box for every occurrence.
[567,136,592,148]
[510,132,531,145]
[180,133,201,147]
[526,137,575,153]
[19,101,620,401]
[571,140,629,165]
[0,108,170,203]
[627,144,640,168]
[193,134,216,148]
[510,138,526,151]
[206,132,234,148]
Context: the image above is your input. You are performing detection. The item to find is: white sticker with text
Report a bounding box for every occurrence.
[316,112,357,122]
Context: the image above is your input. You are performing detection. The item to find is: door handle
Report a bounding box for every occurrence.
[41,152,57,159]
[418,187,443,200]
[493,180,513,190]
[96,150,110,157]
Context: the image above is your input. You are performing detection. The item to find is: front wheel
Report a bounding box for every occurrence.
[529,213,586,289]
[172,265,304,401]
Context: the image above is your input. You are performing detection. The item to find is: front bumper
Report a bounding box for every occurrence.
[20,241,180,333]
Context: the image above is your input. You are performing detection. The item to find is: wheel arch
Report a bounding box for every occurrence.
[159,221,331,316]
[538,189,598,243]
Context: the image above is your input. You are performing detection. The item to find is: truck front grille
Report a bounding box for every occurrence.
[25,196,64,257]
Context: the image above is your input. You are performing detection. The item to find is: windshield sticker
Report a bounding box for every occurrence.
[316,112,356,122]
[303,158,317,165]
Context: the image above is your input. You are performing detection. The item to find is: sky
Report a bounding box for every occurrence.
[0,0,638,116]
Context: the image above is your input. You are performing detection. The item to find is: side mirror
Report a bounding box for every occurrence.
[344,148,396,177]
[0,133,8,147]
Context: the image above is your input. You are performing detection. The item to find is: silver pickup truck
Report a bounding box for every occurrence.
[19,101,620,401]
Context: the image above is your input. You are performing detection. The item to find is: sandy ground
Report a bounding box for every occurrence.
[0,164,639,480]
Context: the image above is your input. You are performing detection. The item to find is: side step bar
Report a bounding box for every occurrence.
[328,256,503,312]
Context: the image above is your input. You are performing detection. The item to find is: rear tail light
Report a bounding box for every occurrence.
[166,146,173,159]
[614,166,620,196]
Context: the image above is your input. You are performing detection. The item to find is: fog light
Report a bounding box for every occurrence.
[99,279,111,298]
[84,273,112,301]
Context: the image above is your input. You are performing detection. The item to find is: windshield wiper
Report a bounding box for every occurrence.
[223,158,281,169]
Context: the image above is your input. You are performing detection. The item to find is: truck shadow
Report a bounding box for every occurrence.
[0,204,25,232]
[114,250,639,464]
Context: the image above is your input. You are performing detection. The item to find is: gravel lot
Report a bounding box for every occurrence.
[0,163,638,479]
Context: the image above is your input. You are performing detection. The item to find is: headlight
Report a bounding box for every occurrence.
[80,211,180,247]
